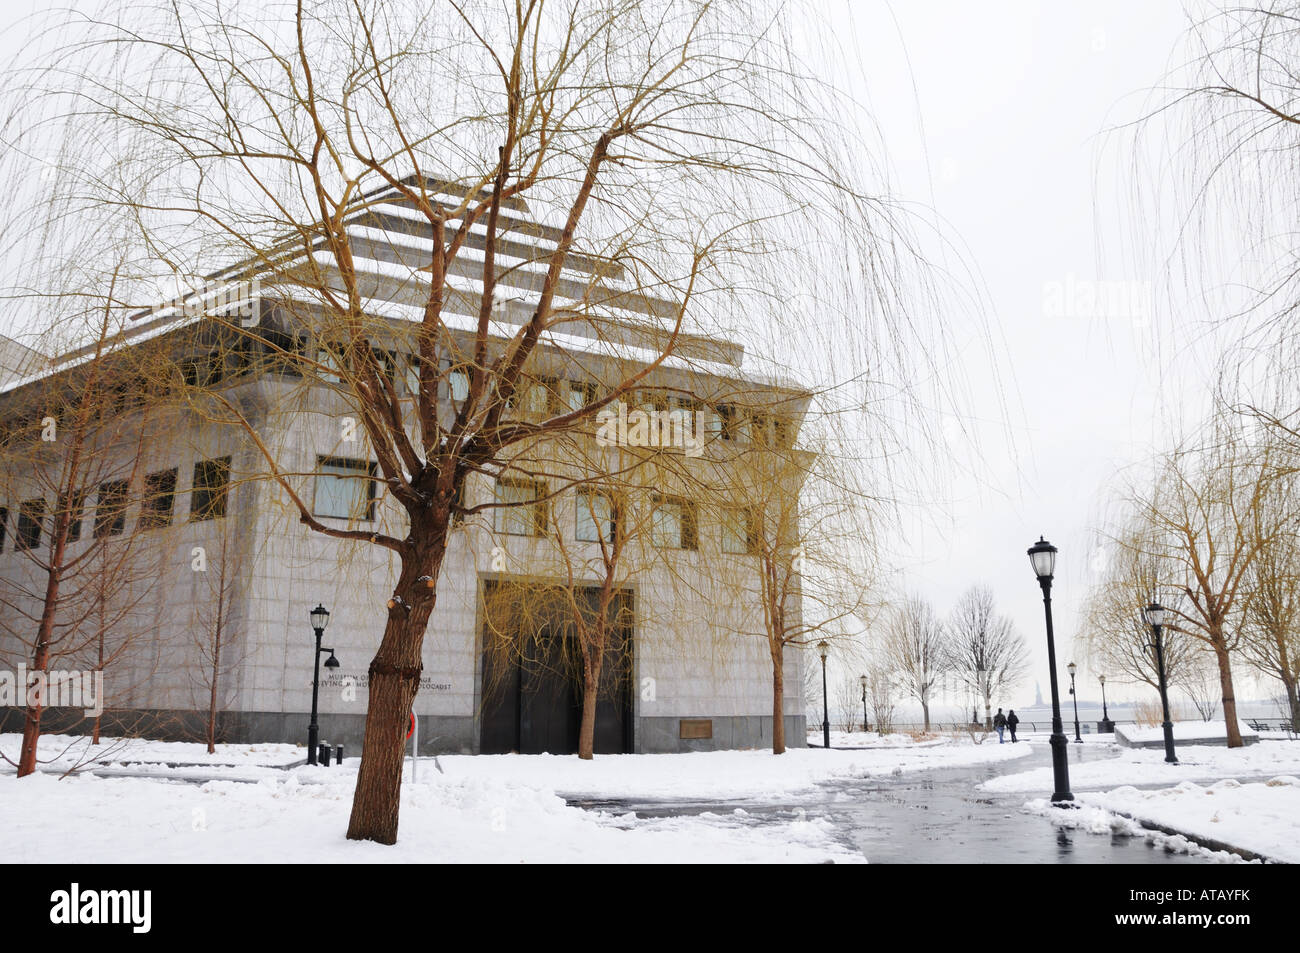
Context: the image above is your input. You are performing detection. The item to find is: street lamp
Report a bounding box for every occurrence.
[1142,602,1178,764]
[1098,674,1114,733]
[859,674,868,733]
[1027,536,1074,803]
[1067,661,1082,743]
[818,641,830,749]
[307,604,340,765]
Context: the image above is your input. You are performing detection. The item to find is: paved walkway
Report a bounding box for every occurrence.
[572,742,1216,864]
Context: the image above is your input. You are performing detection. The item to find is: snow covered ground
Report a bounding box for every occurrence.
[1021,798,1248,863]
[1076,778,1300,863]
[0,732,1030,863]
[812,729,952,748]
[1115,720,1258,746]
[1024,776,1300,864]
[0,733,303,769]
[980,740,1300,793]
[0,771,861,864]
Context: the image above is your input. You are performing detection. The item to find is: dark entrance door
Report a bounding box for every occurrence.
[479,580,633,754]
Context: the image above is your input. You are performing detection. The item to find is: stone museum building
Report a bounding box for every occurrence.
[0,178,810,755]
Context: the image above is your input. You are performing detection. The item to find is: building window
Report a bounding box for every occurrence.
[530,377,563,417]
[576,490,618,544]
[314,456,377,521]
[191,457,232,521]
[16,499,45,551]
[636,389,668,414]
[401,354,421,399]
[717,404,749,443]
[139,468,178,529]
[180,353,224,388]
[495,478,546,537]
[317,343,346,384]
[721,507,758,555]
[62,490,87,543]
[441,358,471,403]
[94,480,129,538]
[506,377,552,419]
[652,496,697,550]
[370,347,396,389]
[566,380,597,412]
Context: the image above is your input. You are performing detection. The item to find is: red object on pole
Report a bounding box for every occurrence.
[406,711,415,740]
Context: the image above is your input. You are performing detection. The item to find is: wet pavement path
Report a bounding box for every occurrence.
[570,741,1214,864]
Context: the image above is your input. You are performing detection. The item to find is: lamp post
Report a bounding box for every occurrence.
[307,604,340,765]
[818,641,830,749]
[859,674,868,733]
[1027,537,1074,803]
[1098,674,1114,733]
[1067,661,1082,743]
[1143,602,1178,764]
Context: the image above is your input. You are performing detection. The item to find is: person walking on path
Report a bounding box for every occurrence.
[1007,709,1019,743]
[993,708,1007,743]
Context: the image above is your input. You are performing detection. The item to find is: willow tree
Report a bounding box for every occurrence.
[1117,421,1284,747]
[1241,468,1300,731]
[1079,532,1197,696]
[0,0,975,844]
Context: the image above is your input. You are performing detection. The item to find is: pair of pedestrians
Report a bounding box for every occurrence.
[993,708,1018,743]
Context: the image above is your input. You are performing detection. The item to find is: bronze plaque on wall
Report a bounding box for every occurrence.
[679,718,713,740]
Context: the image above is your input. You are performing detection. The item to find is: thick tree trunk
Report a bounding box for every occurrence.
[18,568,64,777]
[577,664,600,761]
[921,699,930,732]
[770,643,785,755]
[17,656,46,778]
[1211,638,1242,748]
[346,543,442,845]
[577,621,608,760]
[1285,676,1300,735]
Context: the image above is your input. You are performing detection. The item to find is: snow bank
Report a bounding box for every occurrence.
[1076,777,1300,863]
[980,740,1300,793]
[0,733,302,768]
[1115,720,1258,747]
[0,771,864,864]
[1021,797,1247,863]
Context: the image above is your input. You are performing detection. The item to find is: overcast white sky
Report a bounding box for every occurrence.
[826,1,1246,709]
[0,2,1273,711]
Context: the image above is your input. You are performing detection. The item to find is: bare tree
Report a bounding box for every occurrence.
[187,522,249,754]
[708,440,877,754]
[833,673,865,733]
[1239,469,1300,731]
[882,595,947,732]
[1118,419,1283,747]
[0,301,162,775]
[862,663,896,735]
[1178,650,1221,723]
[946,585,1029,728]
[1080,532,1197,693]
